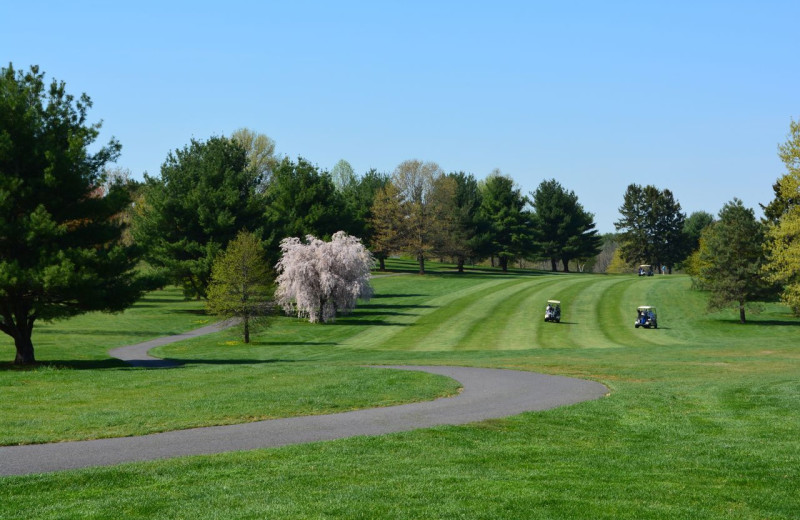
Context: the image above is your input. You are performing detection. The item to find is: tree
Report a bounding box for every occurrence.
[696,199,767,323]
[763,119,800,314]
[132,136,264,299]
[230,128,276,190]
[390,159,450,274]
[341,168,390,257]
[368,181,404,271]
[615,184,687,272]
[443,172,485,273]
[275,232,373,323]
[682,211,714,255]
[262,157,348,264]
[478,172,533,271]
[206,231,272,343]
[0,64,143,364]
[331,159,357,192]
[530,179,601,272]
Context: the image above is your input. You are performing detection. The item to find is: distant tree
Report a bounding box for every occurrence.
[444,172,485,272]
[331,159,357,192]
[262,157,348,264]
[478,172,533,271]
[593,234,620,273]
[615,184,686,272]
[682,211,715,255]
[763,120,800,314]
[530,179,601,272]
[696,199,768,323]
[206,231,272,343]
[341,168,390,248]
[0,64,143,364]
[230,128,277,190]
[369,182,404,271]
[275,232,374,323]
[390,159,450,274]
[132,136,264,299]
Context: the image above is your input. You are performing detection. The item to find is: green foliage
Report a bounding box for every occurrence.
[763,121,800,313]
[443,171,486,272]
[230,127,277,190]
[133,136,264,299]
[262,157,347,263]
[477,172,533,271]
[615,184,687,271]
[0,64,143,364]
[206,231,272,343]
[340,168,389,252]
[530,179,601,272]
[331,159,356,192]
[696,199,768,322]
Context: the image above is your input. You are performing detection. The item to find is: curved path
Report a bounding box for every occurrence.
[0,324,608,477]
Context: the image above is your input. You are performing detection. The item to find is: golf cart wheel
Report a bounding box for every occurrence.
[555,318,560,323]
[635,324,640,328]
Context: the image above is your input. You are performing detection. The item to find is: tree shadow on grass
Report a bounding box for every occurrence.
[371,293,427,299]
[331,319,410,327]
[718,319,800,326]
[35,329,188,337]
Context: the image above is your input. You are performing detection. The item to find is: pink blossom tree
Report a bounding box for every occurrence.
[275,231,374,323]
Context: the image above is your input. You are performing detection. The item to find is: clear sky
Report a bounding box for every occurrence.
[3,0,798,232]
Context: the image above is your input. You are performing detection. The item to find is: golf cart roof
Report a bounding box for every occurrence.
[639,264,651,268]
[547,300,561,305]
[637,305,655,310]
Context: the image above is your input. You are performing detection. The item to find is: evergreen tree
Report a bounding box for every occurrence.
[133,136,264,299]
[0,64,143,364]
[478,172,533,271]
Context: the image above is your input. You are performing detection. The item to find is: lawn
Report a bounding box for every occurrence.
[1,265,799,519]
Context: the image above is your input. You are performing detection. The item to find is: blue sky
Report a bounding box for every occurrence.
[3,1,798,232]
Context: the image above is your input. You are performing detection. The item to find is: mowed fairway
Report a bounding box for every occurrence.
[1,267,799,519]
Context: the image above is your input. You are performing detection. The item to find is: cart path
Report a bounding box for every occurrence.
[0,328,608,477]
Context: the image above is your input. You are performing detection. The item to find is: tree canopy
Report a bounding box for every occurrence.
[615,184,687,272]
[0,64,143,364]
[530,179,601,272]
[206,231,272,343]
[275,232,373,323]
[262,157,348,264]
[763,119,800,314]
[696,199,768,323]
[478,172,532,271]
[132,136,264,299]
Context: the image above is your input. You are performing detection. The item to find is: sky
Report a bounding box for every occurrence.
[3,0,798,233]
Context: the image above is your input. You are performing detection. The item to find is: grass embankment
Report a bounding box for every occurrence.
[2,265,799,519]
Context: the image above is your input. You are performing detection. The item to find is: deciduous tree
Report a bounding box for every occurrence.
[231,127,276,190]
[696,199,768,323]
[763,119,800,313]
[275,232,373,323]
[206,231,272,343]
[0,64,143,364]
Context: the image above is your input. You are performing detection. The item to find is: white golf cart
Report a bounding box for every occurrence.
[544,300,561,323]
[635,306,657,329]
[638,265,654,277]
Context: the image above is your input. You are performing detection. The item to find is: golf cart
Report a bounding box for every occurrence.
[638,265,654,276]
[635,306,657,329]
[544,300,561,323]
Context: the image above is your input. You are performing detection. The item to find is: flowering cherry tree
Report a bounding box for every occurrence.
[275,231,374,323]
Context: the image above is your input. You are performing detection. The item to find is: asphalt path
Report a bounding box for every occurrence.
[1,324,608,477]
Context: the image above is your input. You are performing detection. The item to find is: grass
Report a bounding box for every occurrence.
[1,263,799,519]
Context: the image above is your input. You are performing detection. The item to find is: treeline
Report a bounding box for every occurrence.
[127,132,605,295]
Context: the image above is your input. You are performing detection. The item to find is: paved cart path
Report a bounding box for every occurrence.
[0,323,608,477]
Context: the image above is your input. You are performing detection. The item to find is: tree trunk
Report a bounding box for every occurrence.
[499,257,508,272]
[739,302,746,324]
[378,257,385,271]
[243,317,250,343]
[550,258,558,272]
[562,258,570,272]
[14,334,35,365]
[418,254,425,275]
[457,257,465,273]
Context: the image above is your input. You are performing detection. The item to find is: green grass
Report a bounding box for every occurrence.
[2,265,799,519]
